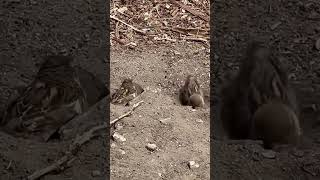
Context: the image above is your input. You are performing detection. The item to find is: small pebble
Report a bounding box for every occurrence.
[173,50,181,55]
[214,54,219,60]
[160,118,171,124]
[196,119,204,123]
[261,150,276,159]
[315,38,320,51]
[91,170,102,177]
[188,161,200,169]
[110,143,116,148]
[112,132,126,142]
[84,34,90,42]
[115,123,124,130]
[118,149,126,155]
[127,42,137,49]
[146,143,157,151]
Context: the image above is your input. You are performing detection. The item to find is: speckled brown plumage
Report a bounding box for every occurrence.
[179,75,204,108]
[1,56,88,141]
[111,79,144,106]
[219,40,299,141]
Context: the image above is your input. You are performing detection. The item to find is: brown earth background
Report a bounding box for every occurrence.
[0,0,320,180]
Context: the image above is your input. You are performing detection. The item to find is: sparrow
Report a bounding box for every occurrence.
[111,78,144,106]
[179,75,205,108]
[219,40,299,140]
[1,55,88,141]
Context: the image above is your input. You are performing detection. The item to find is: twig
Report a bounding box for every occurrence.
[115,21,120,39]
[27,155,70,180]
[161,26,209,37]
[169,0,209,22]
[154,36,177,42]
[110,100,144,126]
[27,127,100,180]
[301,165,317,176]
[182,36,209,43]
[27,100,144,180]
[110,15,147,35]
[6,160,12,170]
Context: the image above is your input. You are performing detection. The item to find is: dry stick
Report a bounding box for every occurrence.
[159,27,209,44]
[115,21,120,39]
[110,100,144,126]
[110,15,147,35]
[27,100,144,180]
[161,26,209,36]
[6,160,12,170]
[182,36,208,43]
[169,0,209,22]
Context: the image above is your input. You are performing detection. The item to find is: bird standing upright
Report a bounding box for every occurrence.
[179,75,205,108]
[219,40,301,147]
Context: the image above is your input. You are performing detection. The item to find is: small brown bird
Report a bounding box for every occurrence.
[252,100,302,149]
[245,41,297,114]
[111,78,144,106]
[1,55,88,141]
[179,75,205,108]
[219,40,299,140]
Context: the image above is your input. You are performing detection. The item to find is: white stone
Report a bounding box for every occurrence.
[112,132,126,142]
[188,161,200,169]
[146,143,157,151]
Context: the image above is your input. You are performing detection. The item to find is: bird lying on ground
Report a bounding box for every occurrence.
[1,55,108,142]
[111,78,144,106]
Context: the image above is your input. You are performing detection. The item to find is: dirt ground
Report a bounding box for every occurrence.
[110,42,210,180]
[0,0,108,179]
[212,0,320,179]
[1,0,320,179]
